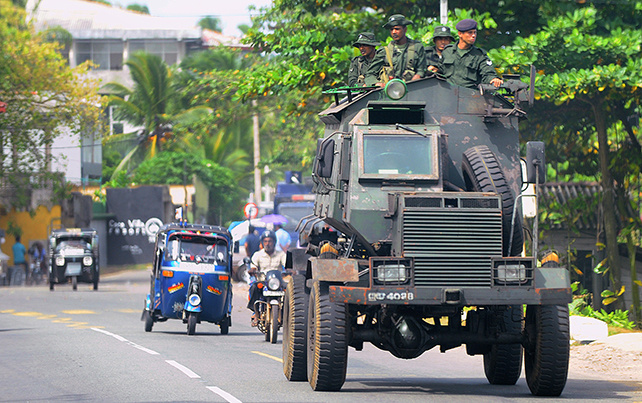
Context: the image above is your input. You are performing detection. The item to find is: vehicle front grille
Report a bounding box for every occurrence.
[402,195,503,288]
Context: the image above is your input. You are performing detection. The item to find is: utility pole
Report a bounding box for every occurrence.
[252,100,261,203]
[440,0,448,24]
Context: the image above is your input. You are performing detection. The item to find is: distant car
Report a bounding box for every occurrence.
[48,228,99,291]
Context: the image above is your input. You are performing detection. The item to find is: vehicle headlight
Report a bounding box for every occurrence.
[496,264,527,283]
[267,277,281,291]
[385,79,407,100]
[188,294,201,306]
[83,256,93,266]
[55,256,65,266]
[376,263,408,283]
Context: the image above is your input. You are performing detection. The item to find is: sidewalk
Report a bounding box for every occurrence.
[571,315,642,353]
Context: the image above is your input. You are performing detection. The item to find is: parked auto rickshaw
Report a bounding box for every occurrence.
[142,223,234,335]
[48,228,99,291]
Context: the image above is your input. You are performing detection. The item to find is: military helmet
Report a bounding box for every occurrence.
[432,26,454,42]
[260,230,277,243]
[383,14,413,29]
[353,32,380,48]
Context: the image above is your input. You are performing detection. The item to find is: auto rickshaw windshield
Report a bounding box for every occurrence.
[165,236,228,265]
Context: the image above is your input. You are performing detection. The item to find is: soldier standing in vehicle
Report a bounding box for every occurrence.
[438,18,503,89]
[364,14,427,87]
[426,25,454,73]
[348,32,380,87]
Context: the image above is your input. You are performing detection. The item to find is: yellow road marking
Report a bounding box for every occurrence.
[62,310,96,314]
[251,350,283,363]
[12,312,43,317]
[67,322,89,327]
[1,309,16,313]
[116,309,139,313]
[37,315,58,320]
[52,318,73,323]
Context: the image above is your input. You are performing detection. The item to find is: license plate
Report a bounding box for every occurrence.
[65,263,82,276]
[263,290,284,297]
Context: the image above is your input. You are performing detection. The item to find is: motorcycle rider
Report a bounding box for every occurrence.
[246,230,286,326]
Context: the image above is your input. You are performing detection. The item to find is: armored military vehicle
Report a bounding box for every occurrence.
[282,75,571,396]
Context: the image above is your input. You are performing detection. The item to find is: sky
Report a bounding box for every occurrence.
[120,0,275,37]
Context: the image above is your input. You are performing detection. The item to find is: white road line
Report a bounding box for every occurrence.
[91,327,159,355]
[165,360,201,379]
[206,386,243,403]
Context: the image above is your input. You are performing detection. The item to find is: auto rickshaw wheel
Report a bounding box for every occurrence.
[143,310,154,332]
[72,276,77,291]
[187,313,197,335]
[220,316,230,335]
[92,269,99,290]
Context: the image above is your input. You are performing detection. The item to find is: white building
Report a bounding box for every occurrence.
[25,0,247,186]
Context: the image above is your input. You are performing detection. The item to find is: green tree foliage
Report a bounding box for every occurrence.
[133,151,244,224]
[0,0,104,210]
[102,52,212,178]
[199,16,223,32]
[490,6,642,312]
[126,4,150,14]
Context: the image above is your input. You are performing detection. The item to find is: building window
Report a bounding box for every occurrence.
[76,40,124,70]
[129,40,179,65]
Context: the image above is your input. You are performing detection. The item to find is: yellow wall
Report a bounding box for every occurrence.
[1,205,61,263]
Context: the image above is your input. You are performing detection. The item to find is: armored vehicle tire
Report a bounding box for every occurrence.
[524,305,570,396]
[220,316,229,335]
[143,310,154,332]
[270,305,280,344]
[483,305,523,385]
[72,276,77,291]
[307,281,348,391]
[283,274,309,381]
[462,145,523,256]
[93,270,99,290]
[187,313,197,335]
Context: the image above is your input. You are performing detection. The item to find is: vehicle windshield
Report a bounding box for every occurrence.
[279,204,314,234]
[363,135,435,175]
[55,239,90,253]
[165,235,228,266]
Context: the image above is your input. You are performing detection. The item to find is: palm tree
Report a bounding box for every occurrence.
[102,52,211,178]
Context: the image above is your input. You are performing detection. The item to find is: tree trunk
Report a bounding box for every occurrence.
[592,98,624,310]
[628,234,641,327]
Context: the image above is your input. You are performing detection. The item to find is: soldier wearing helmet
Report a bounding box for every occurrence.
[426,25,454,73]
[348,32,380,87]
[364,14,427,87]
[247,230,286,324]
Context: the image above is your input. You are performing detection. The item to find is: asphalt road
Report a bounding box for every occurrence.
[1,270,641,402]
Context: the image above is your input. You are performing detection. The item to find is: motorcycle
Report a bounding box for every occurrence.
[28,258,45,285]
[253,269,286,343]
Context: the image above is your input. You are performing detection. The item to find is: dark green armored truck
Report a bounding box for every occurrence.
[281,75,572,396]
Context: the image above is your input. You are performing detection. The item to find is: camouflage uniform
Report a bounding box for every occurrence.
[365,40,426,86]
[438,42,499,89]
[364,14,427,86]
[348,32,380,87]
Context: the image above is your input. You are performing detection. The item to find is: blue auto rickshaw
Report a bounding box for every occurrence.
[142,223,233,335]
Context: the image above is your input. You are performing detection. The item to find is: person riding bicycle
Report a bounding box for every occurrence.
[246,230,286,325]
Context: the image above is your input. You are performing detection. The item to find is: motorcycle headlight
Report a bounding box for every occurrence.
[83,256,93,266]
[267,277,281,291]
[188,294,201,306]
[55,256,65,266]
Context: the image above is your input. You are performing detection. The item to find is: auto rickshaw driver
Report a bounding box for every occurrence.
[246,230,286,326]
